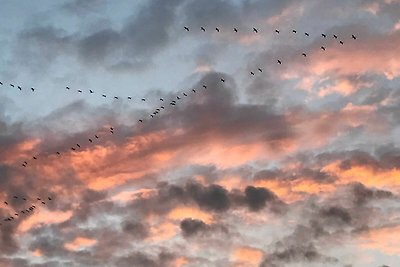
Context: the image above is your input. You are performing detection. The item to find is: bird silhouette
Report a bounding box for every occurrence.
[183,93,187,96]
[30,88,35,92]
[89,90,94,93]
[71,147,76,151]
[233,28,238,32]
[0,81,3,85]
[128,96,132,100]
[352,34,357,40]
[292,30,297,33]
[160,98,164,101]
[89,138,93,143]
[250,71,255,75]
[339,40,344,45]
[177,96,181,100]
[253,27,258,33]
[33,156,37,160]
[221,78,225,82]
[95,135,99,139]
[114,96,119,99]
[305,32,309,36]
[141,98,146,101]
[184,26,189,31]
[139,119,143,123]
[201,27,206,32]
[258,68,263,72]
[321,33,327,38]
[275,29,280,34]
[76,144,81,148]
[66,86,70,90]
[302,53,307,57]
[56,152,61,155]
[277,60,282,64]
[202,85,207,89]
[10,84,14,87]
[18,86,22,90]
[321,46,326,51]
[192,89,196,93]
[215,27,220,32]
[102,94,107,97]
[78,90,82,93]
[333,34,338,39]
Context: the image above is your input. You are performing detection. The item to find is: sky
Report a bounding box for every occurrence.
[0,0,400,266]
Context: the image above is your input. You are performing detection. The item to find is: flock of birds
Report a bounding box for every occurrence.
[1,195,53,226]
[0,25,358,228]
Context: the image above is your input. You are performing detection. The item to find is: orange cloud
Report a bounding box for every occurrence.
[64,237,97,251]
[167,207,213,224]
[18,209,73,233]
[231,246,263,266]
[358,225,400,255]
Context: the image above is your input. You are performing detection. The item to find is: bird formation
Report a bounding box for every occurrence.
[1,195,53,226]
[21,127,115,168]
[247,31,358,76]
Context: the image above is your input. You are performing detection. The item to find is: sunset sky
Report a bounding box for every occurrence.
[1,0,400,266]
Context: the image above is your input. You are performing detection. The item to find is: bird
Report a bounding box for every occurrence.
[177,96,181,100]
[10,84,14,87]
[321,33,327,38]
[37,198,41,200]
[41,201,45,205]
[161,106,165,109]
[4,202,8,205]
[305,32,309,36]
[277,60,282,64]
[201,27,206,32]
[22,198,26,201]
[22,164,26,167]
[170,103,176,106]
[110,130,114,134]
[56,152,61,155]
[258,68,263,72]
[215,27,220,32]
[18,86,22,90]
[192,89,196,93]
[333,34,338,39]
[139,119,143,123]
[183,93,187,96]
[253,27,258,33]
[95,135,99,139]
[160,98,164,101]
[71,147,76,151]
[128,96,132,100]
[292,30,297,33]
[89,90,94,94]
[352,34,357,40]
[141,98,146,101]
[66,86,70,90]
[31,88,35,92]
[339,40,344,45]
[250,71,255,75]
[78,90,82,93]
[110,127,114,131]
[13,196,18,199]
[33,156,37,160]
[233,28,238,33]
[150,114,154,118]
[202,85,207,89]
[48,197,52,201]
[221,78,225,82]
[89,139,93,143]
[0,81,3,85]
[184,26,189,31]
[102,94,107,98]
[275,29,280,34]
[76,144,81,148]
[156,108,160,111]
[302,53,307,57]
[321,46,326,51]
[114,96,119,99]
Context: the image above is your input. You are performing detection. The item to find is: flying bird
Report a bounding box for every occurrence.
[233,28,238,32]
[250,71,255,75]
[31,88,35,92]
[177,96,181,100]
[71,147,76,151]
[321,46,326,51]
[339,40,344,45]
[275,29,280,34]
[10,84,14,87]
[18,86,22,90]
[302,53,307,57]
[333,34,338,39]
[89,90,94,94]
[221,78,225,82]
[160,98,164,101]
[215,27,220,32]
[66,86,70,90]
[202,85,207,89]
[56,152,61,155]
[78,90,82,93]
[102,94,107,97]
[128,96,132,100]
[114,96,119,99]
[33,156,37,160]
[95,135,99,139]
[0,81,3,85]
[201,27,206,32]
[253,27,258,33]
[4,202,8,205]
[277,60,282,64]
[192,89,196,93]
[292,30,297,33]
[161,106,165,109]
[352,34,357,40]
[141,98,146,101]
[89,139,93,143]
[321,33,327,38]
[76,144,81,148]
[184,26,189,31]
[258,68,263,72]
[304,32,309,36]
[139,119,143,123]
